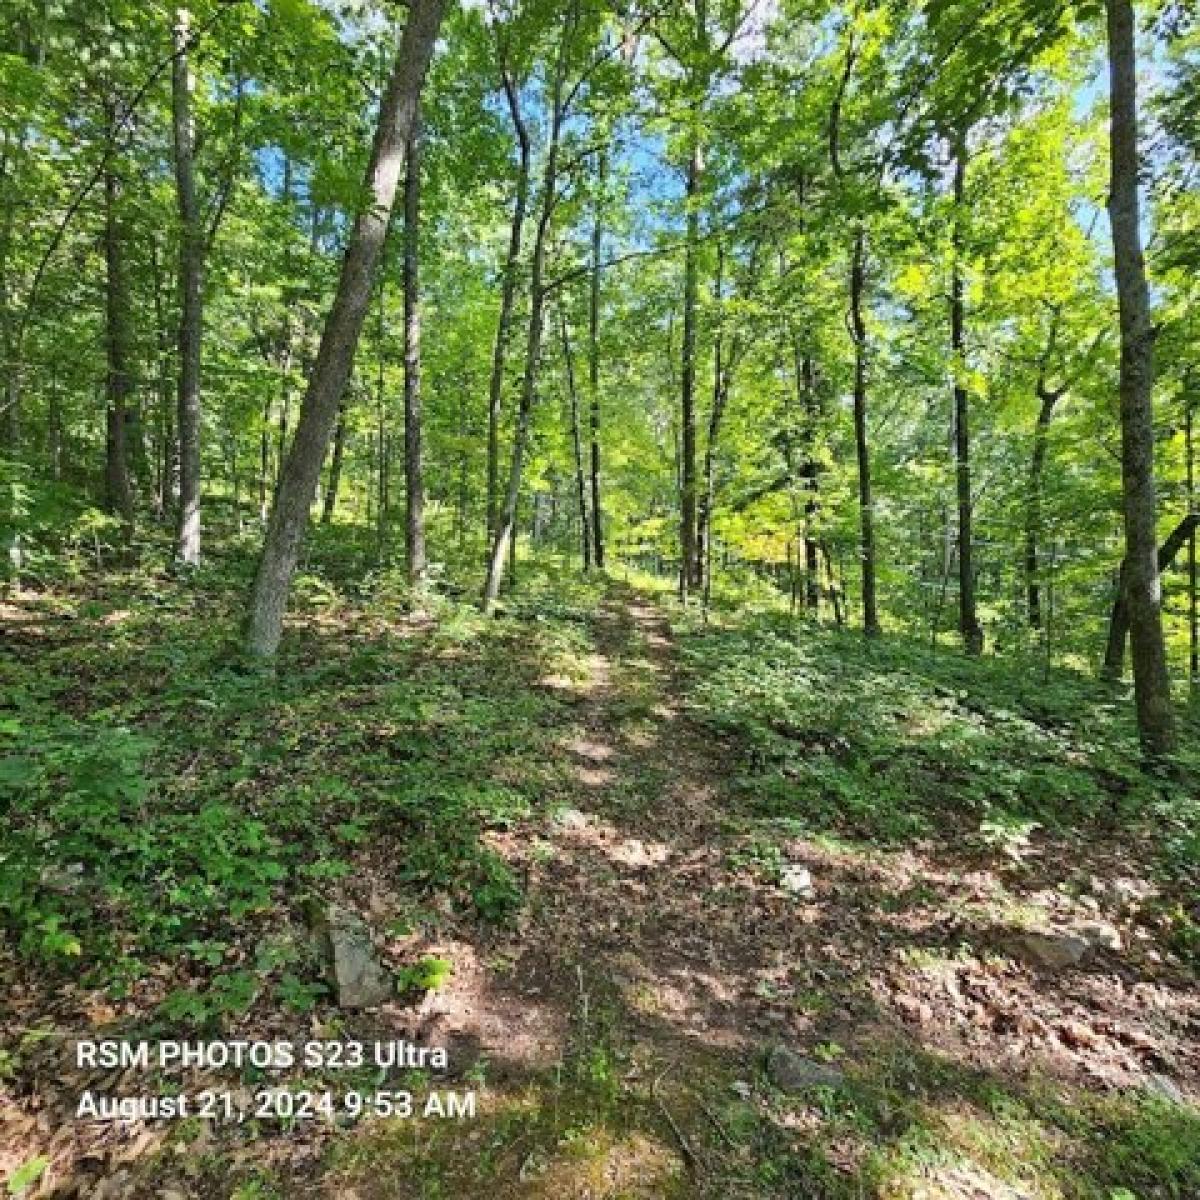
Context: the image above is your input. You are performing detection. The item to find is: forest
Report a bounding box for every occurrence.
[1,0,1199,1196]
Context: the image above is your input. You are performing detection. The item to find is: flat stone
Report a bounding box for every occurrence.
[765,1045,844,1092]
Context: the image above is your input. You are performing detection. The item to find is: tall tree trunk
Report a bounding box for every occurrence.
[403,114,426,584]
[679,130,701,601]
[482,12,573,614]
[486,66,531,541]
[103,153,135,541]
[172,8,203,565]
[849,224,879,636]
[589,151,605,568]
[1025,381,1062,629]
[560,308,591,570]
[1187,393,1197,688]
[1104,0,1175,754]
[321,401,347,524]
[794,340,821,613]
[258,393,270,522]
[698,251,738,600]
[243,0,445,658]
[951,136,983,654]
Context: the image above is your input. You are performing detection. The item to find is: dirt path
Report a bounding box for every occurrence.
[354,585,1198,1199]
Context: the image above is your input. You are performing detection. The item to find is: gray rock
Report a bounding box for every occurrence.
[779,864,813,895]
[765,1045,844,1092]
[315,904,392,1009]
[554,806,591,830]
[1014,931,1092,970]
[1145,1074,1185,1105]
[1077,919,1122,953]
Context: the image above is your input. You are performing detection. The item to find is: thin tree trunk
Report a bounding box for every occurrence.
[849,224,879,635]
[259,389,271,523]
[486,65,531,541]
[679,130,701,602]
[589,151,605,568]
[698,260,737,600]
[560,307,591,570]
[103,152,135,541]
[321,401,347,524]
[1187,394,1197,688]
[48,364,62,480]
[794,341,821,613]
[951,135,983,654]
[482,11,573,614]
[403,113,426,584]
[172,8,203,565]
[1104,0,1175,753]
[1025,381,1062,629]
[244,0,445,658]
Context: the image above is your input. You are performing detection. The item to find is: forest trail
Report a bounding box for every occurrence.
[330,583,1199,1198]
[335,587,811,1197]
[3,578,1197,1199]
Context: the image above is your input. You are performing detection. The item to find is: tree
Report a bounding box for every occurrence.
[244,0,447,658]
[172,7,203,566]
[403,112,426,585]
[1104,0,1175,753]
[482,3,576,613]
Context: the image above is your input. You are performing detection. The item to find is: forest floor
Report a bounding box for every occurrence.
[2,553,1199,1198]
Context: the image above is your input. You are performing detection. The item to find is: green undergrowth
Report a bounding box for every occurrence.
[0,544,602,1017]
[674,611,1200,909]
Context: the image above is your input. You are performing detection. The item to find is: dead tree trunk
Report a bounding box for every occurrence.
[243,0,445,658]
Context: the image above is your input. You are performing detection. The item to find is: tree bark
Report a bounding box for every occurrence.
[172,8,203,565]
[1187,394,1197,687]
[1104,0,1175,753]
[1103,513,1200,679]
[243,0,445,658]
[679,130,701,601]
[486,66,531,541]
[321,401,347,524]
[560,307,591,570]
[589,151,605,568]
[794,341,821,613]
[403,113,426,584]
[1025,381,1062,629]
[849,224,879,635]
[951,136,983,654]
[102,152,135,541]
